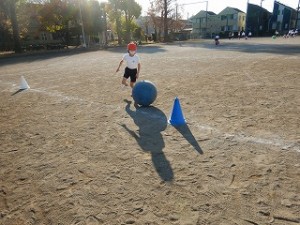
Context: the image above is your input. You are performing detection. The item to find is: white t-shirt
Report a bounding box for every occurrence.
[122,53,140,69]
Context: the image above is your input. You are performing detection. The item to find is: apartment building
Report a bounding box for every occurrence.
[269,1,298,34]
[191,7,246,38]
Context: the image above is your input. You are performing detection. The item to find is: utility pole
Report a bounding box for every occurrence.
[176,1,208,37]
[245,0,249,33]
[102,3,108,47]
[175,3,178,20]
[79,0,86,48]
[205,1,208,36]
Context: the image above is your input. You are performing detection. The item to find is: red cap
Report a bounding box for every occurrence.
[127,42,137,51]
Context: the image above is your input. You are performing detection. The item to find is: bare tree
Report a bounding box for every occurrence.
[147,1,161,41]
[148,0,174,42]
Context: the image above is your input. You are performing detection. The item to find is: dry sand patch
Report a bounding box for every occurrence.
[0,37,299,224]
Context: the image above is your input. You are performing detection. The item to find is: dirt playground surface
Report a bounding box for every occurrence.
[0,37,299,225]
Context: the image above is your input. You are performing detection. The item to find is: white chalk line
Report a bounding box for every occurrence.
[2,80,299,153]
[194,124,299,152]
[35,86,299,153]
[222,131,299,152]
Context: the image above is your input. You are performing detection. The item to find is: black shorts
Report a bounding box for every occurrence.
[124,67,137,83]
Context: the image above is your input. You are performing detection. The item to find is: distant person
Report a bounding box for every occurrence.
[214,35,220,45]
[116,42,141,89]
[248,31,252,39]
[242,31,246,39]
[288,30,295,37]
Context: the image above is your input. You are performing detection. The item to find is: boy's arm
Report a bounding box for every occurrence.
[116,60,123,72]
[136,63,141,78]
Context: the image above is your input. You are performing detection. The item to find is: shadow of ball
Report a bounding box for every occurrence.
[132,80,157,106]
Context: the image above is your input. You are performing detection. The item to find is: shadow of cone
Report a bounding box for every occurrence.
[20,76,30,90]
[168,97,186,126]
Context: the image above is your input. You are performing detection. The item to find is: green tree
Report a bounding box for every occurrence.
[107,0,141,45]
[27,0,105,46]
[0,0,13,50]
[119,0,141,43]
[133,26,143,41]
[0,0,22,52]
[81,0,104,44]
[107,0,123,45]
[38,0,79,44]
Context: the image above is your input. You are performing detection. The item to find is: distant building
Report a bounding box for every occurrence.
[246,3,272,36]
[135,16,154,39]
[190,7,246,38]
[297,11,300,29]
[136,1,298,40]
[269,1,298,34]
[190,11,216,38]
[218,7,246,35]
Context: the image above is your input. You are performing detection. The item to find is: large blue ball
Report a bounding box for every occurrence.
[132,80,157,106]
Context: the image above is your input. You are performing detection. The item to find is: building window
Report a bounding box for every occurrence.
[41,32,47,41]
[277,22,281,30]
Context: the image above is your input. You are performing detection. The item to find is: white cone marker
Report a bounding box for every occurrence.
[20,76,30,90]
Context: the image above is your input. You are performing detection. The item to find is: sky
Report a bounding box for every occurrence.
[99,0,299,19]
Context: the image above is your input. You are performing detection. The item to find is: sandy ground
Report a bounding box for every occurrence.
[0,37,299,225]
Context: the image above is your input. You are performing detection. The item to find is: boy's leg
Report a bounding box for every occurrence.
[122,68,130,86]
[129,70,137,88]
[130,82,135,88]
[122,77,129,86]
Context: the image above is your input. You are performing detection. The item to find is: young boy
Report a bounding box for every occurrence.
[116,42,141,88]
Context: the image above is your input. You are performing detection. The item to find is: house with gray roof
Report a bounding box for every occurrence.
[191,7,246,38]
